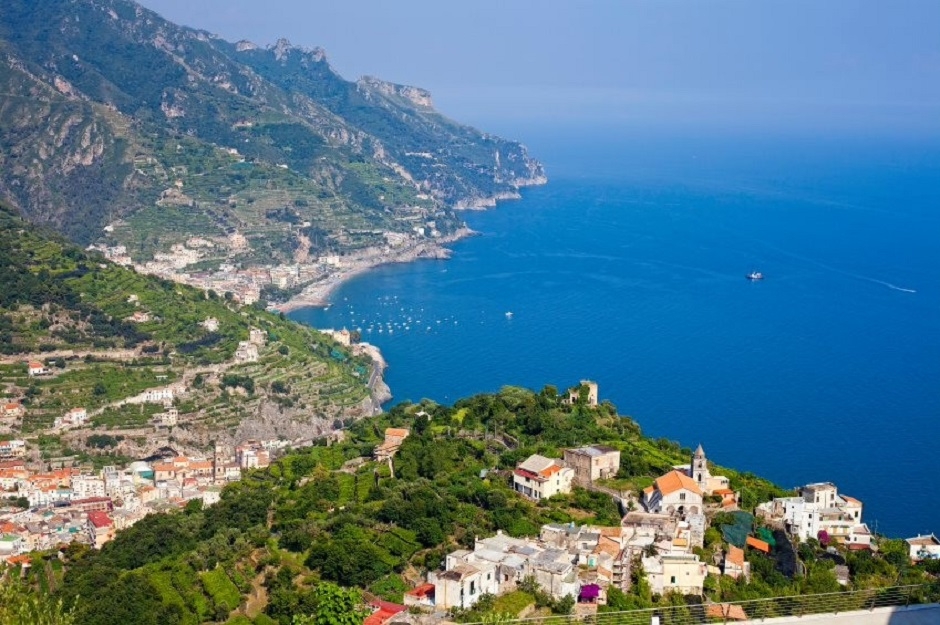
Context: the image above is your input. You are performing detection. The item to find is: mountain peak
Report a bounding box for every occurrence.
[268,37,327,63]
[358,76,434,108]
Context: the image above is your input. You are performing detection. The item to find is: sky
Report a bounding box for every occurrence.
[137,0,940,136]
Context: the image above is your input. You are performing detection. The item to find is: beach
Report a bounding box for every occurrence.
[274,227,476,313]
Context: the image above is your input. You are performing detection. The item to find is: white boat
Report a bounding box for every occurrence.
[505,311,514,319]
[746,271,764,281]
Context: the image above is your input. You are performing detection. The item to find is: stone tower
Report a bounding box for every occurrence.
[213,443,227,482]
[691,444,711,491]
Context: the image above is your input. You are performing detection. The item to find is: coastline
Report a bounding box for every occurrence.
[273,226,477,313]
[274,178,547,313]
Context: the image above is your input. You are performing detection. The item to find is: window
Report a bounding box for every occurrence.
[679,493,686,501]
[470,581,476,595]
[487,573,491,580]
[670,576,676,584]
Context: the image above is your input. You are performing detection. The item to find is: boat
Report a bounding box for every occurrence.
[505,311,514,319]
[746,271,764,281]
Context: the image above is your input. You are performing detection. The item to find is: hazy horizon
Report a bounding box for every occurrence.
[137,0,940,137]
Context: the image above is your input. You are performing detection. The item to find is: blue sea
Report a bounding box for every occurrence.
[291,128,940,538]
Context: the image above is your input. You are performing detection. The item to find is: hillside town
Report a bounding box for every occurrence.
[0,439,282,561]
[3,380,939,623]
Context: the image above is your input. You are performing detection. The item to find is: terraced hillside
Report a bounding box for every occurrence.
[0,203,383,462]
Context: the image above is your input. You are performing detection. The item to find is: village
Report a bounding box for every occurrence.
[3,381,940,624]
[0,437,285,562]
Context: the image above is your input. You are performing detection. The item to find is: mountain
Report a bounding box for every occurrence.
[0,201,385,459]
[0,0,545,267]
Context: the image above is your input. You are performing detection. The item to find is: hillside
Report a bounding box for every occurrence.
[0,202,384,462]
[4,385,937,625]
[0,0,545,269]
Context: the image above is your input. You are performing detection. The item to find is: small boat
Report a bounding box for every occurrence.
[746,271,764,281]
[505,311,514,319]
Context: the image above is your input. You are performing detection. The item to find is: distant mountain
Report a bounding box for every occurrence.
[0,0,545,264]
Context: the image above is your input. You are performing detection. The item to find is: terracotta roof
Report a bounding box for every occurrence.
[385,428,410,438]
[28,362,43,368]
[87,511,113,528]
[726,545,745,568]
[706,603,748,621]
[654,470,702,497]
[594,536,622,557]
[405,583,434,598]
[842,495,862,505]
[746,536,771,553]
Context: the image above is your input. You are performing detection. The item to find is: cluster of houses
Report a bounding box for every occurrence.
[0,439,281,563]
[400,439,936,617]
[756,482,871,547]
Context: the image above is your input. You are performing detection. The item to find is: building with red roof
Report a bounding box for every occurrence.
[363,599,406,625]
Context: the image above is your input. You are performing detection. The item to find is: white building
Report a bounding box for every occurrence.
[430,562,498,610]
[0,439,26,458]
[906,534,940,562]
[234,341,259,363]
[513,455,574,501]
[72,475,106,499]
[756,482,867,544]
[642,470,703,517]
[642,553,708,596]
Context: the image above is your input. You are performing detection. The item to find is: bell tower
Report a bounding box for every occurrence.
[691,444,710,491]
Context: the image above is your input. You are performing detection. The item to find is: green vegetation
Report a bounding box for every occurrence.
[0,0,543,266]
[0,202,372,447]
[5,386,936,624]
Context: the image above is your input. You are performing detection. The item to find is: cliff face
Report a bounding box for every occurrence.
[0,0,545,261]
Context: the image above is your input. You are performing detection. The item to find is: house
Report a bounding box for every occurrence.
[0,534,26,558]
[0,439,26,459]
[363,599,407,625]
[906,534,940,562]
[374,428,410,462]
[642,470,703,517]
[563,445,620,483]
[201,317,220,332]
[129,311,151,323]
[234,341,259,363]
[642,553,707,595]
[723,545,750,581]
[87,511,115,548]
[27,361,47,377]
[1,402,25,418]
[235,442,271,469]
[404,583,436,608]
[756,483,865,543]
[513,454,574,500]
[430,563,499,610]
[248,327,266,345]
[54,407,88,429]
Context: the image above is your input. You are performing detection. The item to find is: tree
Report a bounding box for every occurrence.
[0,578,77,625]
[291,582,368,625]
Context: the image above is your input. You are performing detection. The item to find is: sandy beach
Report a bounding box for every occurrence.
[273,227,476,313]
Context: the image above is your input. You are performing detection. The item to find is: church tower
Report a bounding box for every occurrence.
[691,444,711,491]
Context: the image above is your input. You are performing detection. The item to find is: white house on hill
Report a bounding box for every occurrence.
[512,455,574,500]
[642,470,703,517]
